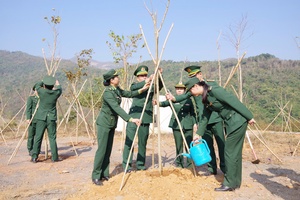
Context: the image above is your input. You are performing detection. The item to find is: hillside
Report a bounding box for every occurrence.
[0,50,299,130]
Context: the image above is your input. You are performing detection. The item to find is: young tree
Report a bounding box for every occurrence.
[42,9,62,76]
[106,31,144,89]
[224,14,253,102]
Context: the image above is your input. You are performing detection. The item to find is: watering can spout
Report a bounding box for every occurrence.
[181,153,191,159]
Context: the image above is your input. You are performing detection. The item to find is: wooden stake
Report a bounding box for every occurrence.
[7,100,39,165]
[223,52,246,88]
[248,125,283,163]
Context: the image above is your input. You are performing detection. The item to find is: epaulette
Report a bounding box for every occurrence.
[208,85,213,91]
[206,79,215,82]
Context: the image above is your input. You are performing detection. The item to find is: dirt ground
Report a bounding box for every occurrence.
[0,131,299,200]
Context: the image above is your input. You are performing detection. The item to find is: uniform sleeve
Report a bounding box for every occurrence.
[173,92,192,103]
[130,81,145,91]
[25,97,33,120]
[211,86,253,120]
[189,99,197,125]
[119,87,140,98]
[35,81,43,92]
[159,100,170,107]
[197,107,212,136]
[104,91,132,122]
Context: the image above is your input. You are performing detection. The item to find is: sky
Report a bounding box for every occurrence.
[1,0,300,63]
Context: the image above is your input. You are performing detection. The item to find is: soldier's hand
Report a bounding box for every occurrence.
[193,134,201,142]
[152,99,157,105]
[248,118,255,125]
[193,124,198,133]
[142,82,150,90]
[165,93,175,102]
[146,74,154,83]
[131,119,141,126]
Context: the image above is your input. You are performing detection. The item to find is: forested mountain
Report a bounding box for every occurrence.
[0,50,299,130]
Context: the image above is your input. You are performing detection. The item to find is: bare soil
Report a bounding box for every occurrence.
[0,131,299,200]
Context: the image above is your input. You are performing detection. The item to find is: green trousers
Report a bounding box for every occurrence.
[122,123,149,170]
[173,129,193,168]
[223,122,247,188]
[92,126,114,179]
[202,121,226,174]
[31,118,58,161]
[27,122,36,153]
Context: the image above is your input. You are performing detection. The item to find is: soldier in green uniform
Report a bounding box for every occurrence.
[184,78,255,191]
[26,84,39,156]
[31,76,62,163]
[184,66,226,175]
[92,69,149,186]
[122,65,162,172]
[167,65,225,175]
[154,82,196,168]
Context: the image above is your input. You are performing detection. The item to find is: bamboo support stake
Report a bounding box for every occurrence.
[7,100,39,165]
[0,103,26,140]
[119,69,157,191]
[67,97,93,142]
[89,80,96,139]
[139,22,174,174]
[0,119,7,145]
[57,79,87,129]
[7,122,32,165]
[16,102,27,137]
[263,101,289,132]
[65,88,105,147]
[223,52,246,88]
[152,113,155,168]
[158,71,197,176]
[42,48,50,73]
[248,125,283,163]
[0,115,16,136]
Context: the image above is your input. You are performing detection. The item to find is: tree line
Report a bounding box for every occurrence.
[0,50,299,131]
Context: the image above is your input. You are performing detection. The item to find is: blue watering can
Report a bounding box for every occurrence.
[181,139,212,166]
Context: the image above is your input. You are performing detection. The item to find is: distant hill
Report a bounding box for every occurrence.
[69,56,121,69]
[0,50,299,130]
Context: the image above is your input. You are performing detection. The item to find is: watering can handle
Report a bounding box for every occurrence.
[201,139,210,154]
[190,139,202,148]
[190,139,211,154]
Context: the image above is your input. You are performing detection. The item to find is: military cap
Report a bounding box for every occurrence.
[184,65,202,77]
[184,77,200,92]
[134,65,148,76]
[103,69,118,81]
[174,81,186,88]
[43,75,56,86]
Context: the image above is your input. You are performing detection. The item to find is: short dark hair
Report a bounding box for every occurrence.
[103,80,110,86]
[44,84,54,90]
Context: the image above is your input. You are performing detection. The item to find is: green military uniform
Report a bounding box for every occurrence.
[31,76,62,162]
[185,77,253,189]
[159,82,196,168]
[198,80,225,174]
[25,86,39,155]
[122,65,163,171]
[175,65,226,174]
[92,69,142,181]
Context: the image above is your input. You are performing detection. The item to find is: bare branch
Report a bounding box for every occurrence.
[158,0,170,31]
